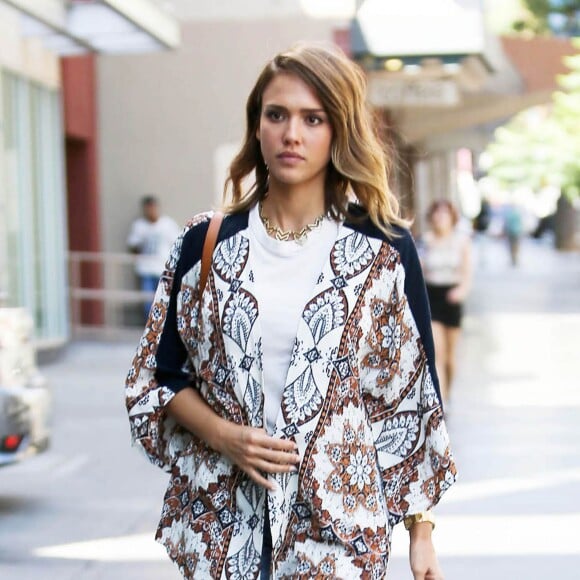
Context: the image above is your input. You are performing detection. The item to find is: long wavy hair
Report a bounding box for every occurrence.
[223,42,409,236]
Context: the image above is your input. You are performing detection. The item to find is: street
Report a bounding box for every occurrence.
[1,236,578,579]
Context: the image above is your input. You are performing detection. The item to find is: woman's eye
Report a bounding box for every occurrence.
[306,115,323,125]
[266,110,284,121]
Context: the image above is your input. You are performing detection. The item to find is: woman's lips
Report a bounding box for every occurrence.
[277,152,304,163]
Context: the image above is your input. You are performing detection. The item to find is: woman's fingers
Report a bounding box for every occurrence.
[255,446,300,465]
[242,428,297,452]
[251,458,299,474]
[239,428,300,465]
[223,426,301,481]
[245,467,275,491]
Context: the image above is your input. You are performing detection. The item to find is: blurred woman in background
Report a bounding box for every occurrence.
[421,199,472,403]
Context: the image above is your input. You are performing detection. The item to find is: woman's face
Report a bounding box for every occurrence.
[256,73,332,194]
[431,204,454,233]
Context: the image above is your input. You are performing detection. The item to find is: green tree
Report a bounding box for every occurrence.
[486,38,580,199]
[485,38,580,248]
[512,0,580,35]
[552,47,580,197]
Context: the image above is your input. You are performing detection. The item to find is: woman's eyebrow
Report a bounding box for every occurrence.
[263,104,326,114]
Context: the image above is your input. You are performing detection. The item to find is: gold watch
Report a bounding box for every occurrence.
[403,511,436,530]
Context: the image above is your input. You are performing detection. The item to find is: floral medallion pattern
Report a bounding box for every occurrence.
[222,289,258,353]
[331,231,374,279]
[213,235,249,282]
[362,289,411,389]
[302,289,347,343]
[282,367,323,426]
[324,422,382,514]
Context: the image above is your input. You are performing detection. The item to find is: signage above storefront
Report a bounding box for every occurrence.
[368,78,460,108]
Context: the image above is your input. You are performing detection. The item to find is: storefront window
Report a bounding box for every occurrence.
[1,71,69,343]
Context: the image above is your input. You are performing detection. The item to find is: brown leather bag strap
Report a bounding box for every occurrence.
[199,211,224,294]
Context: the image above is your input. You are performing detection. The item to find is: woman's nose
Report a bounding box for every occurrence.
[282,118,300,144]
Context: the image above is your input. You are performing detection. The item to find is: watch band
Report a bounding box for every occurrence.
[403,511,436,530]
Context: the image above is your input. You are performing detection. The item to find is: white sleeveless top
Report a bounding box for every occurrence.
[247,203,340,433]
[421,230,467,286]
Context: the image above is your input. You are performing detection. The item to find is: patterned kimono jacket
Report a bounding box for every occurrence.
[125,207,457,579]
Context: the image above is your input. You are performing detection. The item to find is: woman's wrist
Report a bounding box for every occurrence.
[205,415,229,454]
[409,521,434,542]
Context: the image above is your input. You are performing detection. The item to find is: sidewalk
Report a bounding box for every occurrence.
[388,236,580,578]
[1,236,578,579]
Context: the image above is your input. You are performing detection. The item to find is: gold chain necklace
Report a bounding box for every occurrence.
[258,201,325,243]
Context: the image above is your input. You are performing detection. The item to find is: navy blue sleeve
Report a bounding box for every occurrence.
[153,211,247,394]
[394,229,442,403]
[154,223,208,394]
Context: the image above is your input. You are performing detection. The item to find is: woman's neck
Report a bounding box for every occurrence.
[432,226,453,240]
[262,184,326,232]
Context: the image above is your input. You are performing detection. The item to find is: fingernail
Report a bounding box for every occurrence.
[290,465,298,472]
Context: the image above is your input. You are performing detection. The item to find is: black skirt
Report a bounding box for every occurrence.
[426,283,463,328]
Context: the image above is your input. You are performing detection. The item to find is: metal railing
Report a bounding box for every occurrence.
[68,251,151,339]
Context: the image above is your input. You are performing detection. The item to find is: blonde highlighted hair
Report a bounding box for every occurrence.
[223,42,409,236]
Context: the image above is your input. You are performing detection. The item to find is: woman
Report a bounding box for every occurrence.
[421,200,472,403]
[126,43,456,579]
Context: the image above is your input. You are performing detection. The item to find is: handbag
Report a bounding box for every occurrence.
[199,211,224,294]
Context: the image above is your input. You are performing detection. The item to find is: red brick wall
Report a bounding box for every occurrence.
[61,55,103,325]
[501,36,576,93]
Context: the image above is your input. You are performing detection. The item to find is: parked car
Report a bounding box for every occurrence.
[0,308,51,466]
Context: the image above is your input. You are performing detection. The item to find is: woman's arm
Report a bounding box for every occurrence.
[409,522,444,580]
[448,235,472,303]
[167,388,300,490]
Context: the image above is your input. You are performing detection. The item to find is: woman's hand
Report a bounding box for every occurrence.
[409,523,444,580]
[213,422,300,490]
[166,388,299,490]
[446,286,464,304]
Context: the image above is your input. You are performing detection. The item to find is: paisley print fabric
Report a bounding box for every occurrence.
[125,209,457,579]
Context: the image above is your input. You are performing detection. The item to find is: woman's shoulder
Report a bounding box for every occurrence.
[183,210,213,231]
[421,230,435,245]
[453,227,472,248]
[345,203,413,244]
[180,208,250,245]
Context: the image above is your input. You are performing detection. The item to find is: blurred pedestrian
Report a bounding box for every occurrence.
[473,197,491,234]
[421,199,472,403]
[126,43,456,580]
[473,196,491,268]
[126,195,179,319]
[503,202,523,266]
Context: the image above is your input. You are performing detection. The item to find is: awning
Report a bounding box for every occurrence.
[352,0,489,65]
[2,0,180,55]
[351,0,493,106]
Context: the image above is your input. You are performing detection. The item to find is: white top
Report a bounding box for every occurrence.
[421,230,467,286]
[127,216,180,276]
[247,203,339,433]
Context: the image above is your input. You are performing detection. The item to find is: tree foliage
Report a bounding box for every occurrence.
[485,38,580,198]
[513,0,580,35]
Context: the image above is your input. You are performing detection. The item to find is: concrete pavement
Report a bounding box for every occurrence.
[389,236,580,578]
[0,235,578,579]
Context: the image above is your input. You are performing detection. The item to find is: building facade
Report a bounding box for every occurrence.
[0,0,179,349]
[0,3,68,348]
